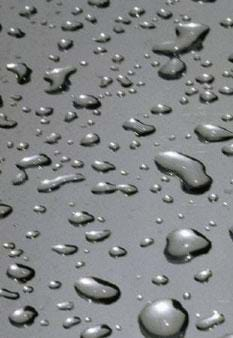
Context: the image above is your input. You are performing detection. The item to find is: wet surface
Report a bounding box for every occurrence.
[1,0,233,337]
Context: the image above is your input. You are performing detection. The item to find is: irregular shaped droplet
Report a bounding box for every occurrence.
[154,151,212,193]
[9,306,38,327]
[92,160,115,173]
[0,204,13,219]
[85,230,111,242]
[153,22,209,55]
[123,118,155,136]
[81,324,112,338]
[37,173,85,192]
[69,211,95,226]
[74,276,121,304]
[164,229,211,263]
[138,299,189,337]
[158,58,186,80]
[0,288,19,300]
[17,154,51,169]
[195,124,233,142]
[80,133,100,146]
[6,63,32,84]
[44,66,76,93]
[73,94,101,109]
[196,311,225,330]
[52,244,78,255]
[0,115,17,128]
[7,263,35,283]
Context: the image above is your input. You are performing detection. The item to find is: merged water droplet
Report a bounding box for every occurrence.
[7,263,35,283]
[6,63,32,84]
[196,311,225,330]
[164,229,212,263]
[154,151,212,193]
[37,173,85,192]
[44,66,76,93]
[9,306,38,327]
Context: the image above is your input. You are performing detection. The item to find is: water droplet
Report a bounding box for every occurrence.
[154,151,212,193]
[164,228,211,263]
[74,276,121,304]
[196,311,225,330]
[9,306,38,327]
[37,173,85,192]
[138,299,189,337]
[7,263,35,283]
[81,324,112,338]
[44,66,76,93]
[195,124,233,142]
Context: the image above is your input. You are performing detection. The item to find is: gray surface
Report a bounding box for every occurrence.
[0,0,233,337]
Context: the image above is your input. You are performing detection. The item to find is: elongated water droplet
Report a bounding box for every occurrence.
[85,230,111,242]
[52,244,78,255]
[123,118,155,136]
[196,311,225,330]
[37,173,85,192]
[154,151,212,193]
[74,276,121,304]
[195,124,233,142]
[81,324,112,338]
